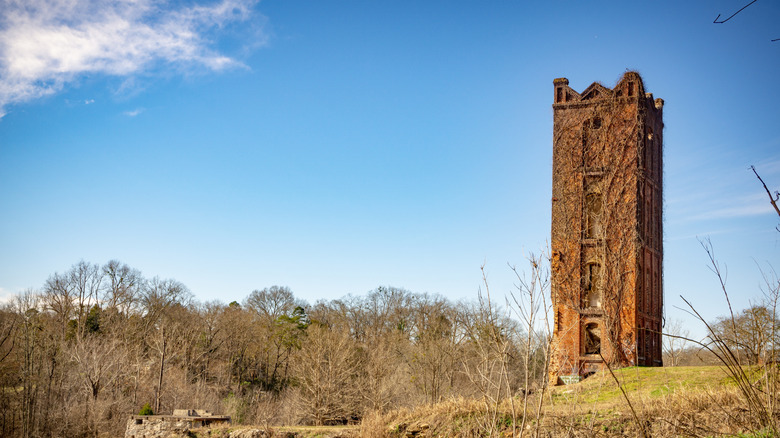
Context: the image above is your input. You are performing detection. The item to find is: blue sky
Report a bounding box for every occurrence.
[1,0,779,338]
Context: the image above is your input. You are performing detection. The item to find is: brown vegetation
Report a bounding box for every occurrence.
[2,246,776,438]
[360,365,779,438]
[0,260,550,437]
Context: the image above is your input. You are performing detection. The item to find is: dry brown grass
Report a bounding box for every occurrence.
[358,366,780,437]
[361,397,518,438]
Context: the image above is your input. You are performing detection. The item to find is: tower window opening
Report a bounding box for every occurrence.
[556,87,563,103]
[584,323,601,355]
[585,193,603,238]
[627,81,635,97]
[584,263,602,308]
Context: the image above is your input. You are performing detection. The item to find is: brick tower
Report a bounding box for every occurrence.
[549,72,664,384]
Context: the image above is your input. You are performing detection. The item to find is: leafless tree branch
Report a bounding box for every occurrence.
[713,0,759,24]
[750,166,780,231]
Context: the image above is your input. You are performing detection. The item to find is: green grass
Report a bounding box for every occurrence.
[549,365,732,408]
[372,365,775,437]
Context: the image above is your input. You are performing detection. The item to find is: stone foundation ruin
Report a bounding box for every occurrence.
[125,409,231,438]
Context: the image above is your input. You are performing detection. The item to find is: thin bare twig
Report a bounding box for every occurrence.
[714,0,759,24]
[598,352,648,438]
[750,166,780,231]
[699,237,739,349]
[679,295,775,433]
[680,235,778,434]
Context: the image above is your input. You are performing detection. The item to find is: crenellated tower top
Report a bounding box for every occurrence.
[553,71,662,111]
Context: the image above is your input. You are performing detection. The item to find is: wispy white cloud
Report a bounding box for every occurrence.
[752,156,780,177]
[666,229,732,242]
[0,287,17,305]
[674,192,775,223]
[0,0,262,117]
[123,107,144,117]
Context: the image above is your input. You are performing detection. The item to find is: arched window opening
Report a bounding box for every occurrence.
[584,263,602,308]
[584,323,601,355]
[585,193,603,238]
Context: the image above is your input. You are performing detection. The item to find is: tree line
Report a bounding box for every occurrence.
[0,259,550,437]
[1,255,776,438]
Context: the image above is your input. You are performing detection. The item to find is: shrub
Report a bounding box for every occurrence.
[139,403,154,416]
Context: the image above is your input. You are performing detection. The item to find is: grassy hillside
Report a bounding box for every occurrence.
[190,366,776,437]
[550,365,732,406]
[364,365,776,437]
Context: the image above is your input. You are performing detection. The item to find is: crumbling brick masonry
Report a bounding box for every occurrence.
[549,72,664,384]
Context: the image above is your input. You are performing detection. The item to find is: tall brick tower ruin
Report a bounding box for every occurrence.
[549,72,664,384]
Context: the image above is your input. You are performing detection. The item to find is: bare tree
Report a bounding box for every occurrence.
[244,287,307,392]
[291,324,361,425]
[141,277,191,414]
[42,272,75,338]
[662,318,690,367]
[459,268,517,438]
[68,335,125,437]
[141,277,190,323]
[356,331,406,413]
[404,294,459,406]
[216,301,255,396]
[245,286,296,322]
[710,304,778,365]
[14,290,43,438]
[0,304,16,366]
[101,260,143,319]
[508,253,553,437]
